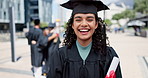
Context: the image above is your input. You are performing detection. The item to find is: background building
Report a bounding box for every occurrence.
[24,0,53,27]
[0,0,25,32]
[52,0,68,25]
[0,0,53,32]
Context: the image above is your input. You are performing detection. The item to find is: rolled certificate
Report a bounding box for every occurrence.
[105,57,120,78]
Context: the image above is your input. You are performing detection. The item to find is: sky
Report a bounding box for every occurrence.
[101,0,118,4]
[52,0,134,23]
[52,0,66,22]
[52,0,113,22]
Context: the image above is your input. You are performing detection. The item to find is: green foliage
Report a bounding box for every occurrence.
[62,22,68,29]
[112,13,123,20]
[112,9,135,20]
[40,22,48,28]
[122,10,135,19]
[104,19,112,26]
[134,0,148,14]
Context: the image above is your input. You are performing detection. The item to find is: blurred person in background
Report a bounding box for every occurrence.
[26,19,58,78]
[26,18,44,78]
[41,23,61,77]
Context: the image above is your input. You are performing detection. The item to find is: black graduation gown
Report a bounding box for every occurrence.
[29,27,48,67]
[41,33,54,73]
[47,36,61,61]
[42,33,61,74]
[48,43,122,78]
[25,26,34,45]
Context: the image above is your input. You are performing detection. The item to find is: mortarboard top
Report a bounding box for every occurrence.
[60,0,109,15]
[48,23,56,28]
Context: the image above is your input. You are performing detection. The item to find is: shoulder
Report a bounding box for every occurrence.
[106,46,118,57]
[37,28,42,32]
[105,46,119,61]
[35,28,43,35]
[57,46,71,57]
[34,28,42,32]
[58,46,68,54]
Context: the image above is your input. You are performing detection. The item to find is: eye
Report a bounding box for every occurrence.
[75,19,82,22]
[87,19,93,22]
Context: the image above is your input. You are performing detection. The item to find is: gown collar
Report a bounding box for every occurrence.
[67,42,101,62]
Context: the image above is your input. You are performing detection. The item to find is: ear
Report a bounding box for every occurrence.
[95,22,98,29]
[72,24,74,29]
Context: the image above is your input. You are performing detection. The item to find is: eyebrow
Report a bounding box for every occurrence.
[74,16,82,19]
[87,16,95,19]
[74,16,95,19]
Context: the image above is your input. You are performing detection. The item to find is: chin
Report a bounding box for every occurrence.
[79,36,91,41]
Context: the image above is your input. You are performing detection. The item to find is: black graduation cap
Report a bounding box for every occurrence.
[60,0,109,15]
[48,23,56,28]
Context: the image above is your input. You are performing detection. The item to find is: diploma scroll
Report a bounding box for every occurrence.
[105,57,120,78]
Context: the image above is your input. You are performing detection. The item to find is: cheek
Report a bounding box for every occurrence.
[72,25,77,35]
[93,23,98,29]
[72,24,75,30]
[72,23,78,30]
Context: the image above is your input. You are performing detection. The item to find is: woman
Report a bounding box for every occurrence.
[48,0,122,78]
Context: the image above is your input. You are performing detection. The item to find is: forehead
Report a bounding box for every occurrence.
[74,13,95,18]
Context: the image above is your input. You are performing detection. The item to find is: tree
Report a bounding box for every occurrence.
[40,22,48,28]
[112,13,123,26]
[112,13,123,21]
[104,19,112,26]
[134,0,148,14]
[112,9,135,20]
[61,22,67,30]
[112,9,135,26]
[121,10,135,19]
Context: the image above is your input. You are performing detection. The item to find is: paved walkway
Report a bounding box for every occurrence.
[107,32,148,78]
[0,38,33,78]
[0,31,148,78]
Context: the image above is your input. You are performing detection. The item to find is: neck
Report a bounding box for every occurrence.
[34,25,39,28]
[77,38,92,47]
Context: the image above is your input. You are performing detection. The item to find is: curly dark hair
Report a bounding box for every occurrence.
[63,14,107,54]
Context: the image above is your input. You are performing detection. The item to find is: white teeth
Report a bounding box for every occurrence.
[80,30,88,32]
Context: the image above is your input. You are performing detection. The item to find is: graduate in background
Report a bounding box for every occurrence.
[42,23,61,77]
[26,18,44,78]
[47,0,122,78]
[26,19,58,78]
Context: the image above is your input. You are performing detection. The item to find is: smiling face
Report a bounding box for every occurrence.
[72,13,98,45]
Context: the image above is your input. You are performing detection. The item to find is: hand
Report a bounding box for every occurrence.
[31,40,36,44]
[105,70,116,78]
[56,33,59,37]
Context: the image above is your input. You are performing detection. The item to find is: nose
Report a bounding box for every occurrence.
[81,20,88,27]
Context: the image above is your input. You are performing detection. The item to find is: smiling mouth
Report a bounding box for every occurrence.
[78,29,90,35]
[78,29,90,33]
